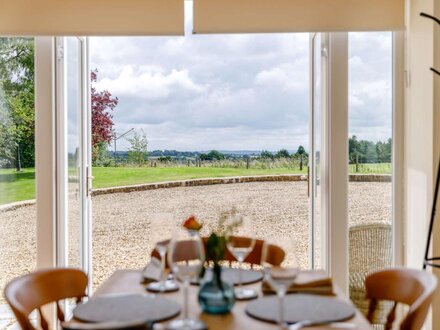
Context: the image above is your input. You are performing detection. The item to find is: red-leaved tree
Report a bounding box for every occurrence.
[91,69,118,162]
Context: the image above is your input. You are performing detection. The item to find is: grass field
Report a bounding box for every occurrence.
[348,163,392,174]
[0,164,391,205]
[0,168,36,205]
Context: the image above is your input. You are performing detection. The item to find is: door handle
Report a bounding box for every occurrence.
[86,165,94,197]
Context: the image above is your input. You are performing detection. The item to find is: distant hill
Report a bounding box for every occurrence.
[107,149,300,160]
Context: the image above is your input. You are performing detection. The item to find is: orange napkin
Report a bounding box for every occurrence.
[262,269,334,295]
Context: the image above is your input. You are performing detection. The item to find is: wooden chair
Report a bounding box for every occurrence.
[4,268,88,330]
[222,236,285,266]
[152,236,285,267]
[365,268,437,330]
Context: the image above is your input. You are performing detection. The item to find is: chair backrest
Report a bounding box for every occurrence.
[152,236,285,267]
[349,224,392,275]
[223,236,285,266]
[365,268,437,330]
[4,268,88,330]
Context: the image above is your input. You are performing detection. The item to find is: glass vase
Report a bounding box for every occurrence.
[198,268,235,314]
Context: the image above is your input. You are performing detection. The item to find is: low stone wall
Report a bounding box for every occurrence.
[0,199,36,212]
[92,174,391,196]
[349,174,391,182]
[91,174,307,196]
[0,174,391,211]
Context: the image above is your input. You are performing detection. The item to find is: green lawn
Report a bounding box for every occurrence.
[92,167,303,189]
[0,168,36,205]
[348,163,392,174]
[0,164,391,205]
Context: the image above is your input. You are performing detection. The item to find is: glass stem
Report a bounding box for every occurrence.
[159,251,166,286]
[183,279,189,319]
[238,259,243,291]
[277,289,285,327]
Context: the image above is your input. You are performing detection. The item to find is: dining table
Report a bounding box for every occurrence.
[79,269,372,330]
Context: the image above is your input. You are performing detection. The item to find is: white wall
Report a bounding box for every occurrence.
[432,1,440,327]
[406,0,440,328]
[406,0,434,267]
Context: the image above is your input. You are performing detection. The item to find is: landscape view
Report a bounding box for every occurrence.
[0,33,392,205]
[0,30,392,327]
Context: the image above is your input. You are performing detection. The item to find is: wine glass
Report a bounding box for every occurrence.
[167,228,207,330]
[226,217,258,300]
[146,241,179,292]
[262,237,300,327]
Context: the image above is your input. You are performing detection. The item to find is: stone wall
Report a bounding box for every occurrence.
[0,174,391,211]
[91,174,307,196]
[92,174,392,196]
[349,174,391,182]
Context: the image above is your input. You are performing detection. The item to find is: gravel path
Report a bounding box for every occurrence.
[0,181,391,305]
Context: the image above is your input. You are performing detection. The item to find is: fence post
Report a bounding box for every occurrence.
[355,153,359,173]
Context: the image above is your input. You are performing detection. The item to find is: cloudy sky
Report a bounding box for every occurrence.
[90,14,392,152]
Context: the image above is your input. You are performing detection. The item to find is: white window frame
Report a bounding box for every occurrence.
[314,31,405,294]
[35,37,57,270]
[392,30,405,267]
[35,32,404,300]
[325,32,349,293]
[36,36,92,279]
[54,36,92,283]
[35,36,57,328]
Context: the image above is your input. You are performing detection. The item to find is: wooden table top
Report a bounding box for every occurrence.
[90,270,372,330]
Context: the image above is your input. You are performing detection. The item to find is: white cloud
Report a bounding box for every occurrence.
[96,66,206,101]
[254,60,308,93]
[90,31,393,151]
[348,32,393,142]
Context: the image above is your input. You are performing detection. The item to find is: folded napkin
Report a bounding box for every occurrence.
[262,269,334,295]
[142,257,162,282]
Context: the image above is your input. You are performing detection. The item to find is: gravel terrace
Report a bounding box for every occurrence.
[0,181,391,308]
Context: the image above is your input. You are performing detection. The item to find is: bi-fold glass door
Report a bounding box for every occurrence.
[309,33,328,271]
[53,32,395,299]
[56,37,92,290]
[309,31,396,299]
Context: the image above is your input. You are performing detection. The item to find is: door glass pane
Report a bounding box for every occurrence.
[311,33,323,269]
[348,32,393,324]
[66,37,83,269]
[89,31,312,288]
[0,37,37,327]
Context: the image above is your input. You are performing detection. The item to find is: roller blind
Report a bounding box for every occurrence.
[0,0,184,36]
[194,0,405,33]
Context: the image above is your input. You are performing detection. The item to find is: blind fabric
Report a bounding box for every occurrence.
[194,0,405,33]
[0,0,184,36]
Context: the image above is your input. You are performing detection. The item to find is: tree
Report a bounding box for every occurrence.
[199,150,225,161]
[296,146,306,171]
[348,136,391,170]
[376,138,392,163]
[127,129,148,165]
[91,69,118,164]
[207,150,225,161]
[362,140,377,163]
[0,38,35,170]
[348,135,363,171]
[0,84,15,167]
[0,40,118,168]
[158,155,172,162]
[260,150,274,160]
[275,149,290,159]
